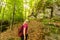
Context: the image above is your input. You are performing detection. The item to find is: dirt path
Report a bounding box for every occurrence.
[0,20,43,40]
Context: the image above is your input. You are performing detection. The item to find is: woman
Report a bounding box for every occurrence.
[18,19,29,40]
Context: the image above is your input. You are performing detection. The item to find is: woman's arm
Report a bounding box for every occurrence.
[23,28,26,40]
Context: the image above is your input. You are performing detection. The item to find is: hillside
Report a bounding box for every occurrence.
[0,19,60,40]
[0,20,43,40]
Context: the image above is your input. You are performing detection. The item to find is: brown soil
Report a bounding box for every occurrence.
[0,20,44,40]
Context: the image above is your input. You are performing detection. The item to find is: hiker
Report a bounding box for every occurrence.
[18,19,29,40]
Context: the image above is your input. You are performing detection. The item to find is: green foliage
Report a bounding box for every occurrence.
[56,0,60,5]
[0,0,24,21]
[0,0,60,22]
[41,18,55,25]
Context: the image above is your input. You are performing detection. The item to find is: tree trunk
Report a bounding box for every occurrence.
[50,7,53,19]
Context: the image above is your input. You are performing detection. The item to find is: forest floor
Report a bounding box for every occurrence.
[0,19,60,40]
[0,20,43,40]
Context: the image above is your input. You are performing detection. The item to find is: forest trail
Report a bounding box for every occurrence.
[0,20,44,40]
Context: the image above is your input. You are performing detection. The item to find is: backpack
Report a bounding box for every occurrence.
[18,25,23,37]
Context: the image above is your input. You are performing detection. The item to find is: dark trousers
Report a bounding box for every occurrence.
[21,34,28,40]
